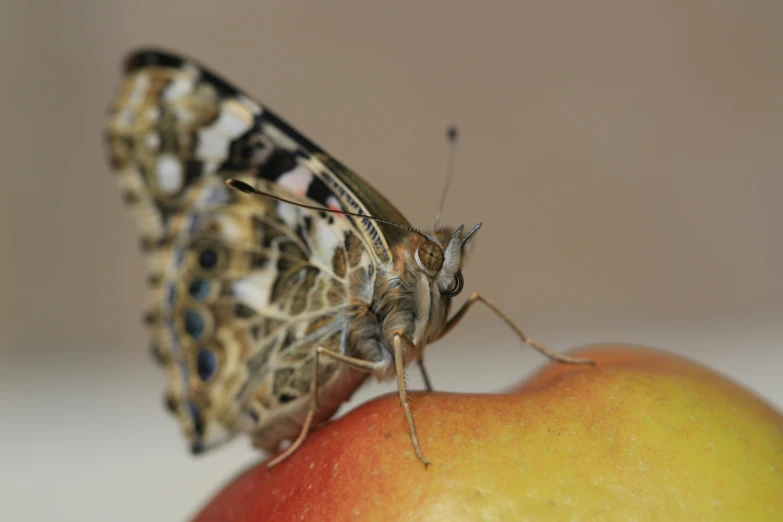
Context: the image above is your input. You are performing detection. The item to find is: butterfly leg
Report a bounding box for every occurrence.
[393,331,431,468]
[438,292,595,366]
[417,358,434,392]
[266,346,377,469]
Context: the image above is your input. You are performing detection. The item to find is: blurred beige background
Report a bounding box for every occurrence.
[1,1,781,521]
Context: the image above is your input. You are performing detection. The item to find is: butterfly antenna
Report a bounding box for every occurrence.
[226,179,429,237]
[433,124,459,231]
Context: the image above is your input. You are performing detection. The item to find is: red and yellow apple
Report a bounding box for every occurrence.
[191,344,783,521]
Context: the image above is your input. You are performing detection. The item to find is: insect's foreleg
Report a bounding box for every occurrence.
[392,331,431,468]
[437,292,595,366]
[266,347,376,469]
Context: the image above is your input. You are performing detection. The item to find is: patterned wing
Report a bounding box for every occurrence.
[105,48,393,453]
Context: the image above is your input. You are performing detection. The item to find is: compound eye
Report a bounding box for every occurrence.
[440,270,464,297]
[415,241,444,275]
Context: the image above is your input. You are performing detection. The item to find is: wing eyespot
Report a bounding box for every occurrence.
[198,249,219,269]
[188,240,229,276]
[196,348,218,382]
[183,308,208,339]
[187,279,212,301]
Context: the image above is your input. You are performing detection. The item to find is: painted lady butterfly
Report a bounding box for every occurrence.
[105,48,593,468]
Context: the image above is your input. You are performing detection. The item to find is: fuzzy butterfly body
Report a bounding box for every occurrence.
[106,48,591,467]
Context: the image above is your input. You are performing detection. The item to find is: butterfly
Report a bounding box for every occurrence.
[104,48,594,469]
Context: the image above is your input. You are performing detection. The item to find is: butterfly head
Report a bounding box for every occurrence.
[413,223,482,298]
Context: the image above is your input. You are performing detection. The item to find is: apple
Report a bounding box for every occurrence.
[190,344,783,521]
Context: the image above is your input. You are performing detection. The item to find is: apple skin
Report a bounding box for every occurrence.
[191,345,783,521]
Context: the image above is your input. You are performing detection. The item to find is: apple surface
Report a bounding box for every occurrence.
[191,344,783,521]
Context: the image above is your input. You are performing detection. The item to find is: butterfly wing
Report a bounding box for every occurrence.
[105,48,404,453]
